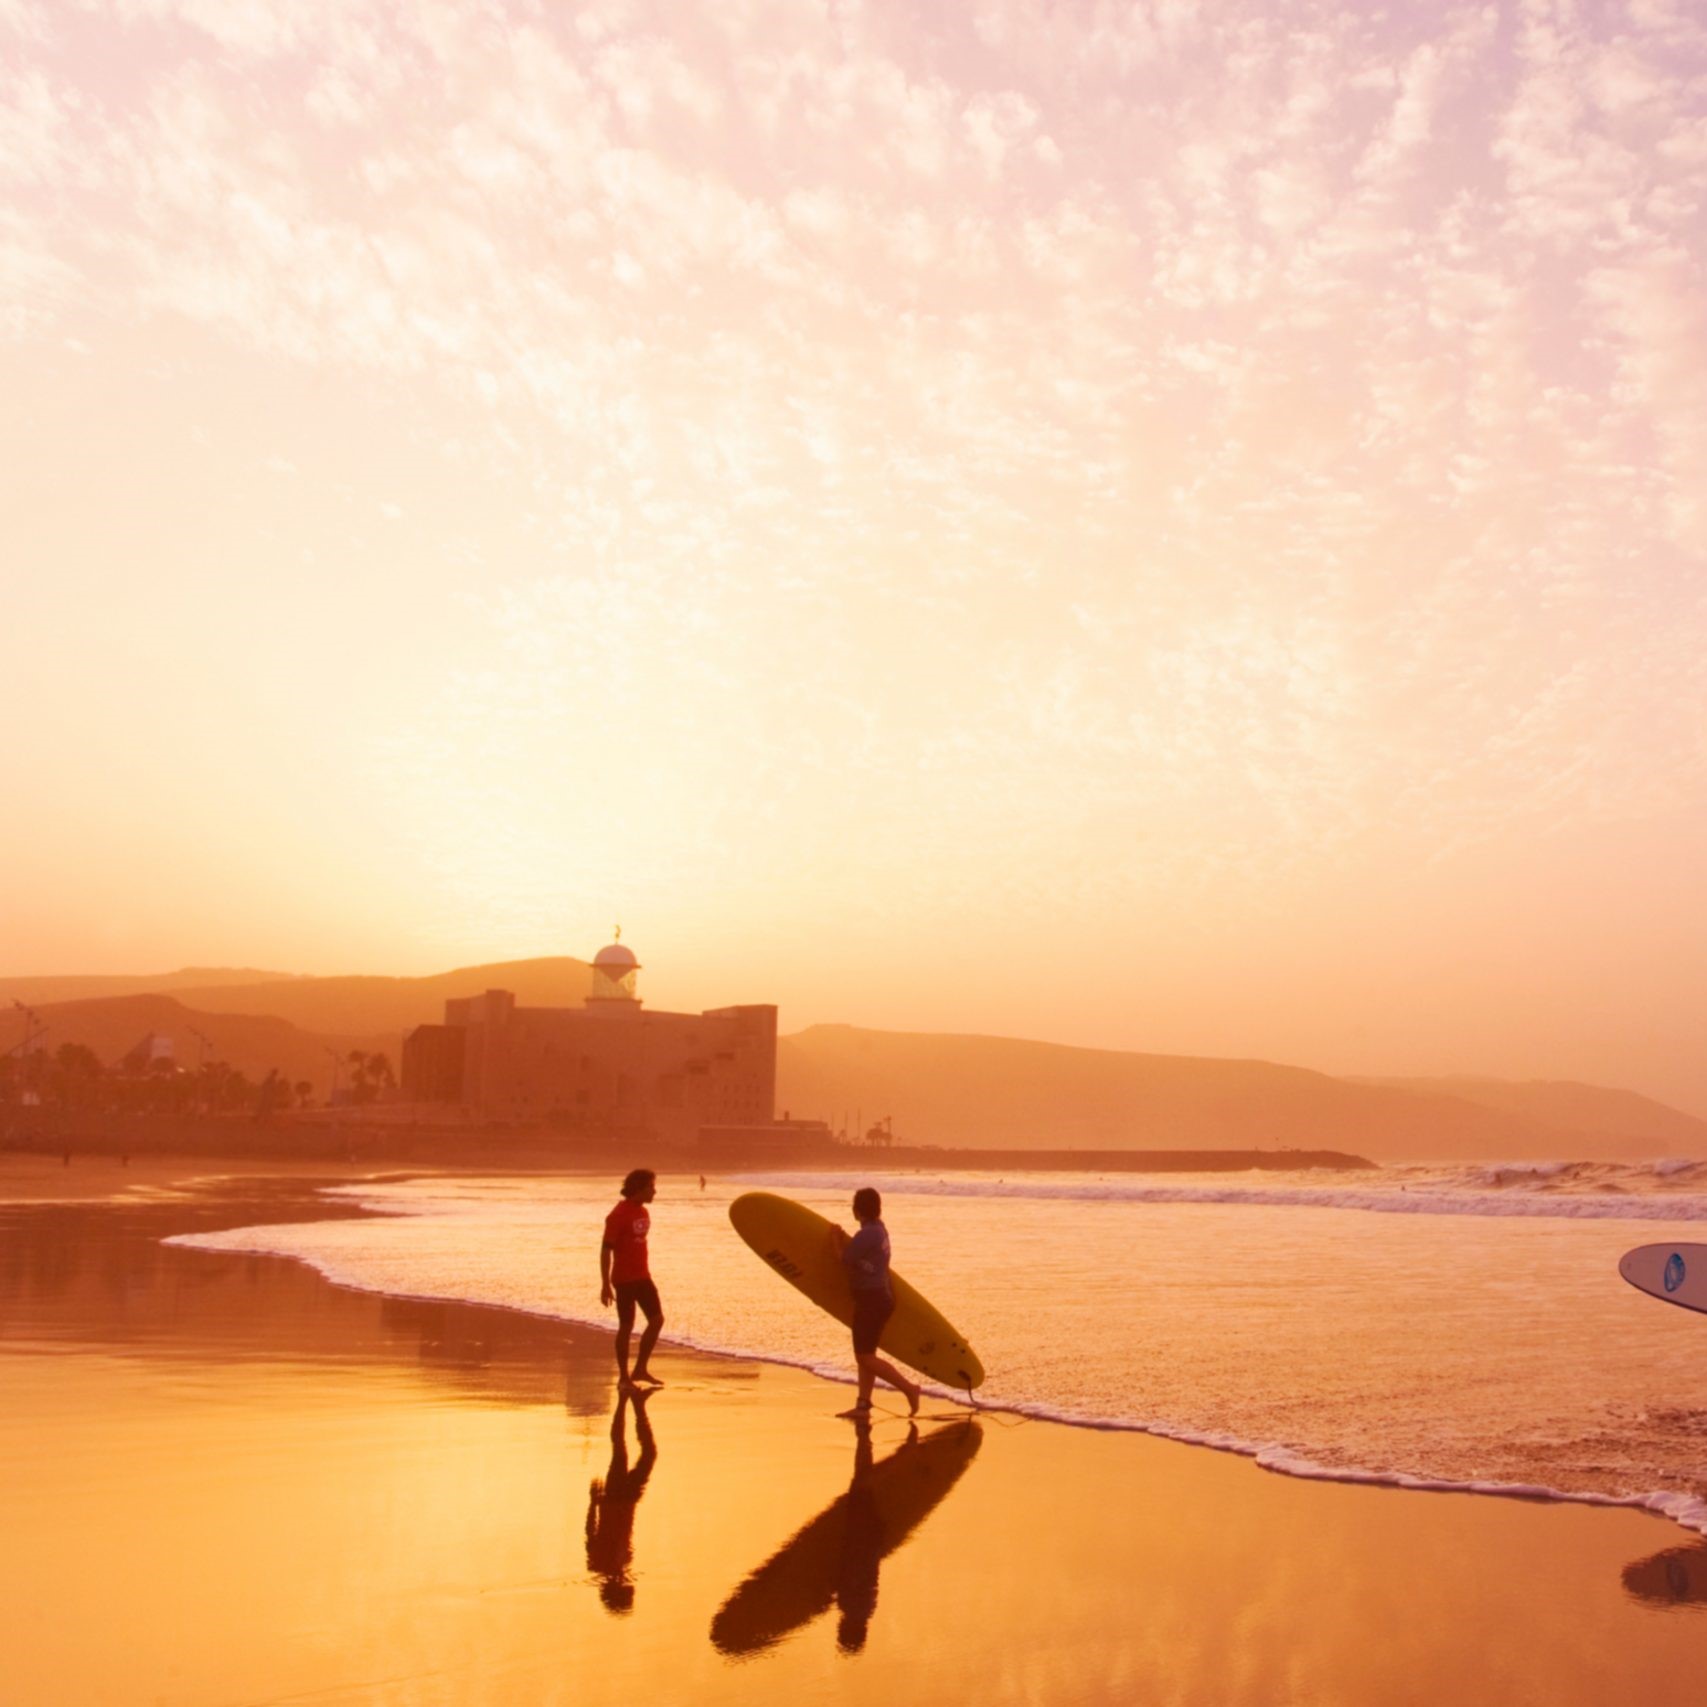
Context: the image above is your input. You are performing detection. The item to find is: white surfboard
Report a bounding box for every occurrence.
[1618,1243,1707,1315]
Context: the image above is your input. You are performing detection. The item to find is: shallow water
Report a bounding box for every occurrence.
[171,1162,1707,1532]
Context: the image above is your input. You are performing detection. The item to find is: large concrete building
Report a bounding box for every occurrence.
[400,939,776,1144]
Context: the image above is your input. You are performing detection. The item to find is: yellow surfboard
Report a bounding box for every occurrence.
[728,1191,985,1391]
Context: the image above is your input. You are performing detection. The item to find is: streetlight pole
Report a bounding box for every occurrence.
[189,1028,213,1112]
[7,1002,49,1115]
[9,1000,45,1059]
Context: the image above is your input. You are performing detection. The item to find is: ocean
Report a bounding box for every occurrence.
[170,1161,1707,1534]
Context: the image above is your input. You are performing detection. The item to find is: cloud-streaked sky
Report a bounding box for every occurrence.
[4,0,1706,1109]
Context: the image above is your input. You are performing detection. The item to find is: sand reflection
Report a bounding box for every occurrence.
[0,1190,623,1411]
[711,1416,982,1658]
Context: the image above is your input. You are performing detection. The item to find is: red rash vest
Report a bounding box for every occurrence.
[604,1198,651,1284]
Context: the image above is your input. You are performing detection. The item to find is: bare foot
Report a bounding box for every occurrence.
[906,1382,921,1416]
[631,1370,664,1387]
[838,1401,874,1419]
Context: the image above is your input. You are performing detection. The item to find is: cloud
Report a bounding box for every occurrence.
[4,0,1705,932]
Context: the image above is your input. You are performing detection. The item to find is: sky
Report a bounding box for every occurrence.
[3,0,1706,1110]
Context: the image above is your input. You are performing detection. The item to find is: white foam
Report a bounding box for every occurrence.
[1652,1158,1702,1178]
[950,1393,1707,1537]
[742,1168,1707,1222]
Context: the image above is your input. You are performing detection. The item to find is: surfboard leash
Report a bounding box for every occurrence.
[957,1385,1030,1428]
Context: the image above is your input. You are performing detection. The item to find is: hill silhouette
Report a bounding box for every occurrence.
[1358,1077,1707,1152]
[3,959,591,1098]
[3,959,600,1046]
[155,958,595,1039]
[776,1025,1707,1161]
[7,994,390,1091]
[0,968,296,1008]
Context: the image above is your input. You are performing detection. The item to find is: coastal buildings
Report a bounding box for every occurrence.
[400,938,777,1146]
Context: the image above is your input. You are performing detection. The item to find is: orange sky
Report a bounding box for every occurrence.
[3,1,1706,1112]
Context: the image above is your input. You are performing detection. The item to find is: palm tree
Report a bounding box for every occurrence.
[52,1043,103,1109]
[198,1060,231,1115]
[345,1051,396,1105]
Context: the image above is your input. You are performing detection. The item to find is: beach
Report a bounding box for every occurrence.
[5,1169,1707,1705]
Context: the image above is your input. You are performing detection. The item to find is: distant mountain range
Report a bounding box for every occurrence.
[0,962,595,1099]
[153,958,597,1038]
[4,960,1702,1161]
[1,958,594,1039]
[1355,1076,1707,1151]
[776,1025,1707,1162]
[0,968,299,1006]
[0,993,392,1092]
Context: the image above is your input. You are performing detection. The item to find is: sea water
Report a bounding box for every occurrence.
[170,1161,1707,1532]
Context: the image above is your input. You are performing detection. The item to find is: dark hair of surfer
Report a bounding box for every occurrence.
[853,1187,881,1221]
[621,1168,655,1198]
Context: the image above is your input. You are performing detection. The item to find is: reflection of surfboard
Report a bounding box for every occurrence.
[729,1192,984,1390]
[711,1420,983,1656]
[1619,1244,1707,1314]
[1622,1544,1707,1607]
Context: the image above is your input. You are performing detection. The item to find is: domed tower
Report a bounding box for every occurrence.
[587,932,642,1008]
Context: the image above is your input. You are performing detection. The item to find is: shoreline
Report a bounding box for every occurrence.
[2,1122,1378,1173]
[6,1167,1707,1701]
[170,1171,1707,1543]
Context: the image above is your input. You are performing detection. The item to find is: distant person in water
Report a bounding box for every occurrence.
[834,1187,920,1416]
[601,1168,663,1390]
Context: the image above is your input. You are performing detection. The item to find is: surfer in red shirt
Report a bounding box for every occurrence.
[601,1168,664,1390]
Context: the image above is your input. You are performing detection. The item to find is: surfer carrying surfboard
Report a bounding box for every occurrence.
[832,1188,921,1416]
[600,1169,664,1390]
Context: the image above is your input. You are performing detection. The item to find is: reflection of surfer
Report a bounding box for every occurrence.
[585,1389,657,1614]
[836,1418,887,1651]
[710,1418,983,1657]
[831,1187,921,1417]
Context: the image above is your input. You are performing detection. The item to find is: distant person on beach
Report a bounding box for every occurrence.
[601,1168,664,1390]
[584,1387,657,1614]
[833,1187,920,1417]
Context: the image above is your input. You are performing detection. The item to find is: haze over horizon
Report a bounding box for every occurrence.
[4,2,1705,1115]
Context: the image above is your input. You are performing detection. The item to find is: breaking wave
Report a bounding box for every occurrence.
[748,1159,1707,1220]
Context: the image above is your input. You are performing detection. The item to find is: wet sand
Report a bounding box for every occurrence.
[0,1151,392,1204]
[4,1176,1707,1705]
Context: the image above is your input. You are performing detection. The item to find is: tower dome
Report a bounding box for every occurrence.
[587,933,642,1006]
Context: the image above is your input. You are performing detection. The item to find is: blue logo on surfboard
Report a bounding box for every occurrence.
[1665,1252,1687,1293]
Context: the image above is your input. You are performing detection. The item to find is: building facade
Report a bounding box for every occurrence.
[400,940,776,1145]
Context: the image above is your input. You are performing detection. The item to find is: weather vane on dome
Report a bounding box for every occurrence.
[614,924,621,941]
